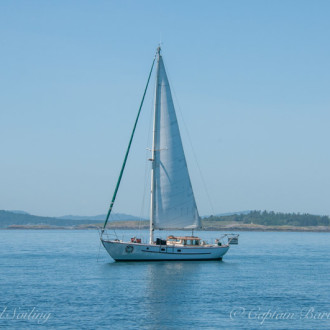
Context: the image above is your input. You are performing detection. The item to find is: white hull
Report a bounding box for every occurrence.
[101,239,230,261]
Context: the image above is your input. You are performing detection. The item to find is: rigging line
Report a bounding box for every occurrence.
[109,213,119,239]
[138,78,155,232]
[102,54,157,233]
[165,67,216,217]
[97,239,102,263]
[137,91,154,229]
[96,227,104,262]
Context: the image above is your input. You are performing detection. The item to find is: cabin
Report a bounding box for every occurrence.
[166,235,202,246]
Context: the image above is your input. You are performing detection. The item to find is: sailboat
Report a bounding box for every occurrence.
[100,47,238,261]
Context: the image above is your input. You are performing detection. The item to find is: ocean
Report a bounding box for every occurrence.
[0,230,329,329]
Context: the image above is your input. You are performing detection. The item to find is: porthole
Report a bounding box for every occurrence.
[125,245,134,253]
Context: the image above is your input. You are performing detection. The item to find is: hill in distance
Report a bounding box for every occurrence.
[57,213,143,221]
[0,210,145,229]
[1,210,329,230]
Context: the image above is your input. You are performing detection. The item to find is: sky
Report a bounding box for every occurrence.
[1,0,329,217]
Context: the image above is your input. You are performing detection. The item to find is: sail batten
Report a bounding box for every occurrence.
[151,53,201,230]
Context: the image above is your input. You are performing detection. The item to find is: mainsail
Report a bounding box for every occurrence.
[151,50,201,230]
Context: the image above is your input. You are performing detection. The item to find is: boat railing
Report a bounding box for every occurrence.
[99,230,150,244]
[217,233,239,245]
[99,229,120,241]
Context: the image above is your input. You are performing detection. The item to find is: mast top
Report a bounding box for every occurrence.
[156,45,161,56]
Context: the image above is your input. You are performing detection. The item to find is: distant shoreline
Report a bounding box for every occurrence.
[2,210,329,231]
[2,224,330,232]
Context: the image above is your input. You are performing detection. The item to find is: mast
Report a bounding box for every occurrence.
[149,46,161,244]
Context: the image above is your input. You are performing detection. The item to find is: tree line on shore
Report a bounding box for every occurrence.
[204,210,330,227]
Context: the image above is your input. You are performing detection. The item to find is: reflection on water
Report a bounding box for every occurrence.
[144,261,204,327]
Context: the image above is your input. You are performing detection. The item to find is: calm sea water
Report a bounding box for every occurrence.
[0,230,329,329]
